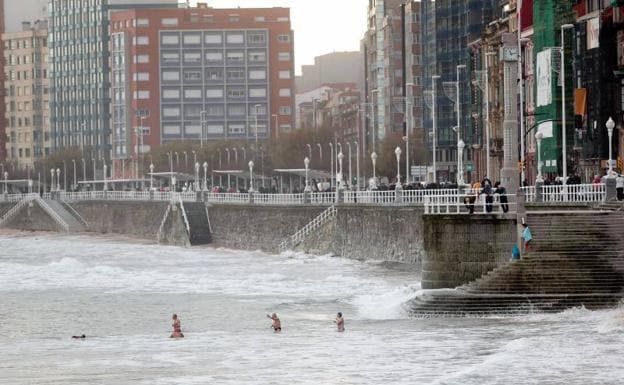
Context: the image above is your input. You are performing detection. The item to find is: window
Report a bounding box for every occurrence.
[136,18,149,27]
[183,33,201,45]
[206,105,224,116]
[227,88,245,98]
[183,52,201,63]
[184,89,202,99]
[162,70,180,81]
[279,106,292,115]
[228,15,240,22]
[205,51,223,62]
[249,51,266,62]
[226,51,244,62]
[228,105,246,116]
[135,36,149,45]
[183,70,202,81]
[134,72,149,81]
[249,69,266,80]
[184,105,202,118]
[279,88,291,97]
[163,124,181,134]
[185,124,201,135]
[206,89,224,98]
[249,88,267,98]
[248,33,266,44]
[163,89,180,99]
[207,124,224,134]
[254,16,265,22]
[277,17,289,22]
[162,34,179,45]
[228,123,245,134]
[205,33,222,44]
[226,33,244,44]
[134,54,149,64]
[134,90,150,99]
[163,107,181,117]
[277,34,290,43]
[278,70,291,79]
[162,18,178,26]
[206,69,223,80]
[227,69,244,80]
[278,52,291,61]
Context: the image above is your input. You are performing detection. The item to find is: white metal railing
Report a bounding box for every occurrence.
[157,204,172,241]
[204,192,249,204]
[310,192,335,205]
[521,186,536,202]
[254,193,306,205]
[540,183,605,203]
[36,197,70,232]
[279,205,337,251]
[0,193,39,226]
[0,193,32,202]
[178,194,191,235]
[424,193,517,215]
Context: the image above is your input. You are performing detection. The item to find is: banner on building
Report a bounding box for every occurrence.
[537,121,554,138]
[618,30,624,67]
[587,17,600,49]
[574,88,587,116]
[536,49,552,107]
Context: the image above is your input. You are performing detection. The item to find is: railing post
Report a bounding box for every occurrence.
[249,191,254,205]
[605,178,617,202]
[535,180,543,203]
[395,188,403,204]
[196,191,202,202]
[304,190,311,204]
[149,190,154,201]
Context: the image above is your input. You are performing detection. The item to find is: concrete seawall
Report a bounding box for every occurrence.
[422,215,516,289]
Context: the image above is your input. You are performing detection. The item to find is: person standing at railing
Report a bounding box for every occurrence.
[494,182,509,213]
[616,174,624,201]
[480,183,494,213]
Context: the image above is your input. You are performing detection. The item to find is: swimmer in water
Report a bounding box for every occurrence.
[267,313,281,332]
[335,312,345,332]
[170,313,184,338]
[71,334,86,339]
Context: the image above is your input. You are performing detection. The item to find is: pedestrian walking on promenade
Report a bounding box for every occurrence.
[616,173,624,201]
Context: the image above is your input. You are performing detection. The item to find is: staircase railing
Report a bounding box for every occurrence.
[157,204,172,240]
[60,201,89,228]
[36,198,70,232]
[279,205,337,252]
[0,193,38,227]
[178,194,191,236]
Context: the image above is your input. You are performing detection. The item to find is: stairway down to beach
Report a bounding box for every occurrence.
[181,202,212,245]
[42,199,86,232]
[409,211,624,317]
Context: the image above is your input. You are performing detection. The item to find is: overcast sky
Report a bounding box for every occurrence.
[191,0,368,74]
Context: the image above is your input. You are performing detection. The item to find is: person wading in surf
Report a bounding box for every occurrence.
[170,313,184,338]
[335,312,345,332]
[267,313,281,332]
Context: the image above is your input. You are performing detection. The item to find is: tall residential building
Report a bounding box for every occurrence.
[363,0,423,157]
[296,51,364,93]
[421,0,497,183]
[47,0,178,160]
[2,20,50,167]
[109,4,295,168]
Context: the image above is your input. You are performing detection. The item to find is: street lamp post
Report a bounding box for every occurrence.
[405,82,414,184]
[183,151,188,171]
[174,152,179,169]
[56,168,61,192]
[304,157,311,192]
[338,151,344,190]
[607,117,615,176]
[317,143,323,161]
[92,158,96,184]
[166,151,173,188]
[72,159,76,191]
[306,143,312,163]
[395,146,402,191]
[195,162,200,191]
[149,163,154,190]
[4,171,8,193]
[241,147,246,160]
[347,142,352,189]
[200,110,206,148]
[81,158,86,187]
[536,132,544,182]
[248,161,255,192]
[371,152,377,187]
[355,140,360,190]
[62,160,67,191]
[484,53,495,180]
[192,150,197,168]
[203,162,208,191]
[560,23,574,185]
[456,64,466,185]
[329,143,334,189]
[432,74,440,183]
[50,169,54,191]
[458,140,465,186]
[103,163,108,191]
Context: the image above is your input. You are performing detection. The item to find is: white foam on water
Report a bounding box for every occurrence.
[351,284,421,320]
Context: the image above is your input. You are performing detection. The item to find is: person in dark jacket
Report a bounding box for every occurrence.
[494,182,509,213]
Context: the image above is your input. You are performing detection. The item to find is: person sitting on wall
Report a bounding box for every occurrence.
[463,192,476,214]
[511,244,521,261]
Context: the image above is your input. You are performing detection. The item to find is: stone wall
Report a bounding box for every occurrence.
[5,201,61,232]
[70,201,169,239]
[207,205,326,252]
[300,205,425,264]
[157,204,191,247]
[422,215,516,289]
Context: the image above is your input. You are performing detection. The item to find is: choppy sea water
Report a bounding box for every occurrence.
[1,232,623,385]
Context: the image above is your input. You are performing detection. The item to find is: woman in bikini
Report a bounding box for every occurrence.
[170,313,184,338]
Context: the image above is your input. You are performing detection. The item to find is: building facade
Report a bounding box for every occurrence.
[2,20,49,168]
[47,0,178,161]
[296,51,364,93]
[109,4,295,171]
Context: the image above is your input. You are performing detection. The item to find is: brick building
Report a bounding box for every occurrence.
[109,3,295,174]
